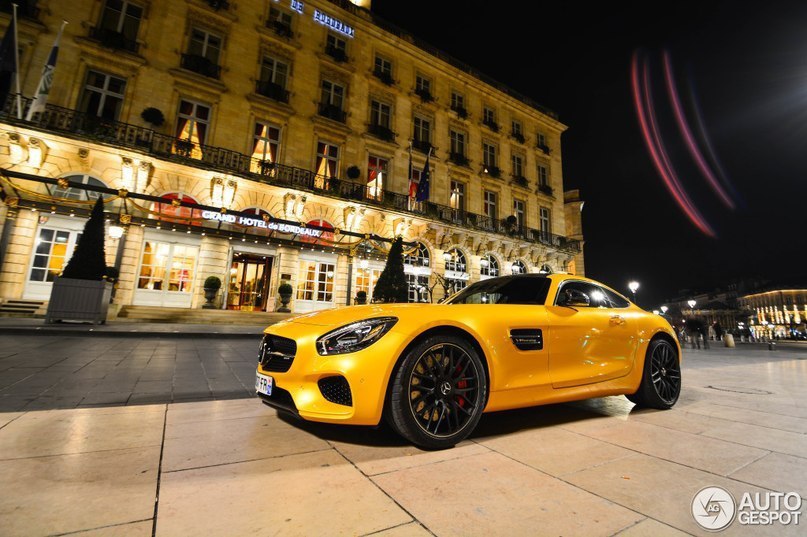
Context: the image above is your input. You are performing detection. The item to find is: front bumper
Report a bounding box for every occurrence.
[256,322,408,426]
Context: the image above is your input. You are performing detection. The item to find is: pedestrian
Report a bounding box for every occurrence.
[699,320,710,350]
[714,322,723,342]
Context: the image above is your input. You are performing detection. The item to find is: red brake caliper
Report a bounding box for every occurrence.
[455,364,466,408]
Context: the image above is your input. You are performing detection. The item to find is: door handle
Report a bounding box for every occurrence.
[610,315,626,325]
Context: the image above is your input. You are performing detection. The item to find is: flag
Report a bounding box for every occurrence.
[416,150,430,202]
[0,10,17,108]
[26,20,67,121]
[407,143,418,198]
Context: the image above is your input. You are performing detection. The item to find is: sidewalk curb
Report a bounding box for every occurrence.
[0,327,263,339]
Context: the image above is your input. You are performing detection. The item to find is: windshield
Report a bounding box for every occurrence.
[446,276,551,305]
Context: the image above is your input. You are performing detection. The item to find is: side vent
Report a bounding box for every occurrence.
[510,328,543,351]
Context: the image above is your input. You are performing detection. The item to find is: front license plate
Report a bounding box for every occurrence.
[255,373,273,396]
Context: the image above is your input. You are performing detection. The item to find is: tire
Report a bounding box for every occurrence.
[388,334,487,449]
[626,338,681,409]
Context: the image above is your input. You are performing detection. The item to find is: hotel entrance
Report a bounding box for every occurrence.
[227,252,273,311]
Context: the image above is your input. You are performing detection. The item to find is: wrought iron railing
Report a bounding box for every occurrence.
[318,103,346,123]
[0,96,580,253]
[255,80,290,103]
[88,26,140,54]
[180,54,221,79]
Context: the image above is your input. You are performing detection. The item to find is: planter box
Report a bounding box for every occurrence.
[45,277,113,324]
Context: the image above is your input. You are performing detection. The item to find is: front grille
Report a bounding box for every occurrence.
[258,335,297,372]
[318,376,352,407]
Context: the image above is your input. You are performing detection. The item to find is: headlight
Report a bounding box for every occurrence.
[316,317,398,355]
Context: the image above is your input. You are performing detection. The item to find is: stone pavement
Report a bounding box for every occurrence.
[0,341,806,536]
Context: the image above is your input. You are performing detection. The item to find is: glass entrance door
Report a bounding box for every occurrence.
[227,253,273,311]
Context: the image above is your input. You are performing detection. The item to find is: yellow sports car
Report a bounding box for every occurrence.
[256,273,681,449]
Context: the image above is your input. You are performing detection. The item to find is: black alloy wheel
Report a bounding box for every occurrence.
[388,334,487,449]
[626,338,681,409]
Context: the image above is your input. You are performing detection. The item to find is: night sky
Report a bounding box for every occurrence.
[373,0,807,308]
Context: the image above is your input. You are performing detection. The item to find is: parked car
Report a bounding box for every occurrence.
[256,273,682,449]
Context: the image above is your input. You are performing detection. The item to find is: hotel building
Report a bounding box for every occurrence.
[0,0,583,316]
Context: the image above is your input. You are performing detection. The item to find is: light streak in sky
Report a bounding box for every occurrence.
[662,51,735,209]
[631,51,717,237]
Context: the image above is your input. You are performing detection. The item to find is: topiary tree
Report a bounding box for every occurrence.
[61,197,108,281]
[373,237,409,303]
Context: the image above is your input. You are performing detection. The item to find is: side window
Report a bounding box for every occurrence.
[556,281,609,308]
[601,286,630,308]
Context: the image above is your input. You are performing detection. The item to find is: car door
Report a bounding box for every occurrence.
[545,280,636,388]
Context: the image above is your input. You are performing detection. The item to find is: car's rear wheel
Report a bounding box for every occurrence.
[388,334,487,449]
[626,338,681,409]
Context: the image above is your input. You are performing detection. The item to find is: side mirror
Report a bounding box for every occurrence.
[561,288,590,307]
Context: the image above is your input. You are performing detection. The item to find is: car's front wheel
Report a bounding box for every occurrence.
[388,334,487,449]
[626,338,681,409]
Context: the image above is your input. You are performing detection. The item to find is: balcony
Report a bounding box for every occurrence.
[511,131,525,144]
[512,175,529,189]
[451,105,468,119]
[206,0,230,10]
[414,87,434,103]
[267,19,293,38]
[255,80,290,104]
[373,68,395,86]
[483,165,501,179]
[537,143,551,155]
[482,119,499,132]
[325,44,348,63]
[318,103,346,123]
[538,183,554,197]
[367,123,395,142]
[88,27,140,54]
[412,139,432,154]
[448,152,469,166]
[0,95,581,255]
[180,54,221,79]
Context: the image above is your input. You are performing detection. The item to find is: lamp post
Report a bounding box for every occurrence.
[628,281,639,304]
[661,305,668,315]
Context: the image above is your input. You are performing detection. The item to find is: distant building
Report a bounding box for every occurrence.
[0,0,583,315]
[739,289,807,339]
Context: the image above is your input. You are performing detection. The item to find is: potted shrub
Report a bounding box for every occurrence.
[346,165,361,180]
[141,107,165,128]
[174,139,194,157]
[45,197,113,324]
[373,237,408,303]
[277,282,293,312]
[355,290,367,305]
[202,275,222,309]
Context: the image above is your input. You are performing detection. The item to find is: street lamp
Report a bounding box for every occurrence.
[661,305,668,315]
[687,299,696,309]
[628,281,639,304]
[653,309,660,315]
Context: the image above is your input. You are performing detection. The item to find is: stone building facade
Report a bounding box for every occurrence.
[0,0,583,314]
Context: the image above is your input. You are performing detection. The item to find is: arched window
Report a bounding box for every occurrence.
[511,259,527,274]
[50,174,108,201]
[404,241,430,303]
[404,242,430,268]
[301,218,334,245]
[480,253,499,279]
[443,248,469,294]
[538,263,553,274]
[150,193,202,225]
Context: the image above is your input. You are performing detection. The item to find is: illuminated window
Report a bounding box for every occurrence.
[150,193,201,225]
[367,155,387,202]
[444,248,468,294]
[404,242,431,303]
[480,254,499,279]
[315,141,339,188]
[511,260,527,274]
[251,122,280,172]
[174,100,210,158]
[297,261,335,302]
[29,229,74,282]
[355,266,382,302]
[449,180,465,211]
[137,241,197,292]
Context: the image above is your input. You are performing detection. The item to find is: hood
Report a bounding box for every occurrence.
[288,303,432,327]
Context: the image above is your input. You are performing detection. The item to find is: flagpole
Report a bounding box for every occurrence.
[11,3,21,119]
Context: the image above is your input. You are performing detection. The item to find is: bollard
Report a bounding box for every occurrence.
[768,340,776,351]
[724,333,735,348]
